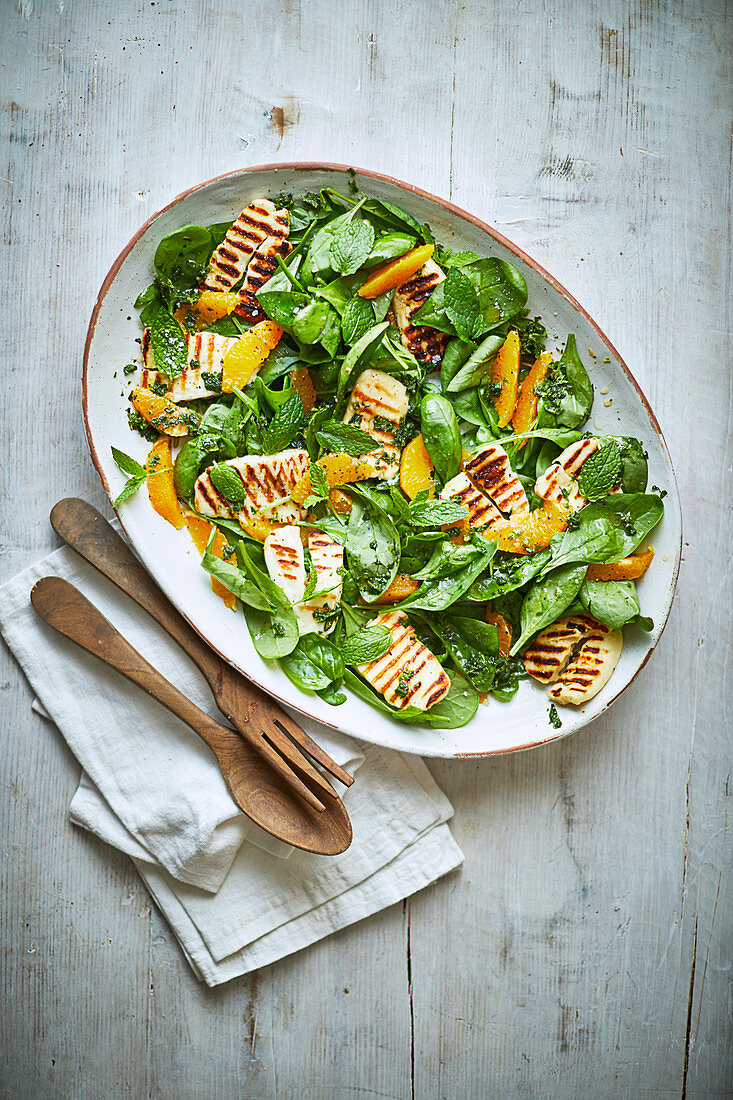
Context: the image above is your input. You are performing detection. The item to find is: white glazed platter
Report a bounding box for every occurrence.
[83,163,682,758]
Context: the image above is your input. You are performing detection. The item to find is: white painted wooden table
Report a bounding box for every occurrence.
[1,2,730,1096]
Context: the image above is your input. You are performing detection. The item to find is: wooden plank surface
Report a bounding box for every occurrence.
[1,1,730,1097]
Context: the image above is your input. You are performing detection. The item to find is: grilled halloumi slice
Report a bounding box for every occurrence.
[535,438,600,512]
[194,449,310,527]
[548,625,622,706]
[263,528,344,636]
[356,611,450,710]
[440,473,504,532]
[203,199,289,293]
[234,235,291,322]
[344,368,409,480]
[298,532,344,635]
[464,443,529,518]
[142,330,239,401]
[523,615,598,684]
[392,259,449,366]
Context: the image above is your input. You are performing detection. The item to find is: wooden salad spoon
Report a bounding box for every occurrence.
[31,576,352,856]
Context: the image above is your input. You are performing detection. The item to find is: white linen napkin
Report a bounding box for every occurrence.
[0,543,463,986]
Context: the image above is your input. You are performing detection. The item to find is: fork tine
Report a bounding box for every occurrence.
[262,722,341,801]
[271,715,354,787]
[252,735,326,812]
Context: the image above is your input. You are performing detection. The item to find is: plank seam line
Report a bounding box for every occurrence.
[681,912,698,1100]
[405,899,415,1100]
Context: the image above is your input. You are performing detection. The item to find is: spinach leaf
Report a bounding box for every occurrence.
[302,205,361,283]
[536,334,593,429]
[440,337,476,392]
[510,561,588,655]
[443,268,482,341]
[315,420,379,456]
[420,394,462,482]
[209,463,245,508]
[548,493,664,570]
[154,224,211,285]
[280,634,345,692]
[346,493,400,602]
[341,669,478,728]
[135,283,163,326]
[578,579,652,632]
[612,436,648,492]
[149,305,188,381]
[366,232,416,264]
[499,426,583,448]
[329,219,375,275]
[576,442,622,500]
[306,406,331,460]
[261,393,305,453]
[425,613,499,691]
[361,199,432,242]
[338,321,390,393]
[200,553,273,611]
[340,625,392,664]
[395,539,497,611]
[446,334,504,393]
[414,257,527,334]
[244,604,300,659]
[467,548,551,600]
[341,296,376,345]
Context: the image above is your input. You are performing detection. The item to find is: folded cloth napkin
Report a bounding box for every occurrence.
[0,542,463,986]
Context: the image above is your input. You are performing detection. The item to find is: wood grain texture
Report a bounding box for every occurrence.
[1,1,730,1097]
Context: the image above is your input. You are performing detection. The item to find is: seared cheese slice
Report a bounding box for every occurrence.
[234,235,291,322]
[142,330,239,401]
[263,527,344,636]
[298,532,344,635]
[548,624,622,706]
[194,449,310,526]
[440,473,504,532]
[392,259,448,366]
[203,200,289,293]
[535,438,600,512]
[343,368,409,480]
[464,443,529,518]
[523,615,598,684]
[356,611,450,710]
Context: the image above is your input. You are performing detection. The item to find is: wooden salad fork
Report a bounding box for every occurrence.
[31,577,352,855]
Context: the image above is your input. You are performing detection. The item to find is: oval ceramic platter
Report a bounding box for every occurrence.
[83,164,681,758]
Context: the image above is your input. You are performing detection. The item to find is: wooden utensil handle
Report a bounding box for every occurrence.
[50,499,225,684]
[31,576,231,754]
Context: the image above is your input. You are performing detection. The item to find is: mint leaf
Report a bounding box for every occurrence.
[329,220,375,275]
[341,296,375,345]
[149,305,188,381]
[261,393,305,453]
[407,499,468,527]
[576,442,622,501]
[309,462,330,498]
[209,463,245,508]
[315,420,378,456]
[113,475,145,507]
[341,625,392,664]
[111,447,146,479]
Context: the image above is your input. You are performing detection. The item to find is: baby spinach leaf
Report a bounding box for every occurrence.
[341,669,478,728]
[510,561,588,655]
[420,394,462,482]
[498,426,583,449]
[578,579,651,632]
[395,539,497,612]
[341,296,376,345]
[280,634,345,692]
[612,436,648,492]
[209,463,245,508]
[200,552,273,611]
[340,625,392,664]
[443,268,482,341]
[548,493,664,570]
[414,257,527,334]
[244,604,300,658]
[135,283,163,326]
[302,206,361,283]
[424,613,499,692]
[149,305,188,381]
[367,232,416,265]
[440,337,476,392]
[154,224,212,286]
[536,334,593,430]
[361,199,432,242]
[346,493,400,602]
[446,334,504,393]
[338,321,390,393]
[576,442,622,500]
[315,420,378,456]
[467,548,551,601]
[329,219,376,275]
[261,393,305,453]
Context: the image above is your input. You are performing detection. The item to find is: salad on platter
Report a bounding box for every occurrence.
[112,187,664,730]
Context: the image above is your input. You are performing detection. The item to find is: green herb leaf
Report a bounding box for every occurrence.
[338,321,390,393]
[576,442,622,501]
[309,462,330,498]
[420,394,462,482]
[329,220,376,275]
[443,268,482,341]
[209,463,246,508]
[315,420,378,456]
[200,551,273,611]
[149,305,188,381]
[547,493,664,571]
[346,493,400,602]
[341,296,376,345]
[111,447,146,479]
[510,561,588,655]
[446,333,504,392]
[261,393,305,454]
[340,625,392,664]
[407,499,468,527]
[113,475,146,507]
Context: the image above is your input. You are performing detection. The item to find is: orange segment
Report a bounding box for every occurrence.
[174,291,239,330]
[400,434,435,499]
[131,388,200,437]
[239,515,283,542]
[586,547,654,581]
[358,244,435,299]
[146,439,185,529]
[483,501,571,555]
[484,608,512,655]
[290,367,317,413]
[291,452,384,505]
[371,575,420,605]
[221,319,283,392]
[491,330,521,428]
[513,351,551,447]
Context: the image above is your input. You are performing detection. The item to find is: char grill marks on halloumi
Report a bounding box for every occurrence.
[464,443,529,518]
[535,438,600,512]
[392,259,449,366]
[522,616,598,684]
[263,527,343,636]
[357,611,450,710]
[194,449,310,526]
[203,200,289,293]
[142,330,239,401]
[343,369,409,480]
[440,473,504,532]
[234,235,292,323]
[548,625,622,706]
